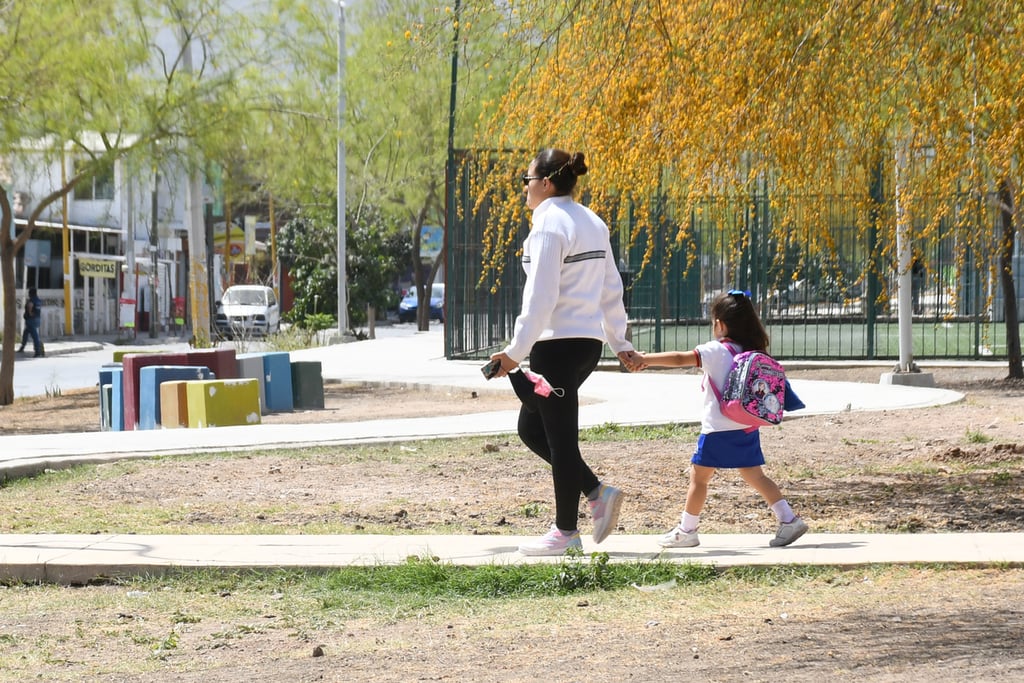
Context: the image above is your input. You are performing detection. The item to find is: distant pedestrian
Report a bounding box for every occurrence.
[18,287,44,357]
[638,290,808,548]
[911,257,926,315]
[487,147,642,556]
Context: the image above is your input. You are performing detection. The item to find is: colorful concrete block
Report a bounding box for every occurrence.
[139,365,214,430]
[159,381,190,429]
[121,349,237,430]
[109,367,125,432]
[186,348,238,384]
[100,385,112,432]
[262,352,293,412]
[236,353,268,415]
[121,353,189,430]
[291,360,325,410]
[185,379,261,428]
[112,349,166,363]
[98,364,121,431]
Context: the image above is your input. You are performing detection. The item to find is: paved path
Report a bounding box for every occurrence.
[3,532,1022,584]
[2,328,1014,583]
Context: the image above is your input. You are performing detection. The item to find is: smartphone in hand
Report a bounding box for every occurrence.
[481,358,502,380]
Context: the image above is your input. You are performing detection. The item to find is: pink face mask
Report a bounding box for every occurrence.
[521,369,565,398]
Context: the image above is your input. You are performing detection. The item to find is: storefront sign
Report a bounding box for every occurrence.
[79,258,119,279]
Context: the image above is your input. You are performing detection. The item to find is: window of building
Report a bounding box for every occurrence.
[74,160,115,200]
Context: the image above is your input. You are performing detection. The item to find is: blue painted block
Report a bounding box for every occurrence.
[262,352,293,412]
[99,363,120,431]
[110,367,125,432]
[100,385,112,431]
[237,353,268,415]
[139,365,214,430]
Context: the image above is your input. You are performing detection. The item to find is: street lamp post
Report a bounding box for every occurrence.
[336,0,348,336]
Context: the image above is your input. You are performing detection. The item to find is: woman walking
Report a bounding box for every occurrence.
[488,148,641,556]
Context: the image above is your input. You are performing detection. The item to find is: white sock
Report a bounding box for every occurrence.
[771,499,795,524]
[681,512,700,533]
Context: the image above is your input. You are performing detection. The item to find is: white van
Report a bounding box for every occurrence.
[215,285,280,338]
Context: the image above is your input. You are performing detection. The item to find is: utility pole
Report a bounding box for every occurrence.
[150,170,159,338]
[180,26,211,344]
[60,152,72,335]
[336,0,348,335]
[444,0,460,351]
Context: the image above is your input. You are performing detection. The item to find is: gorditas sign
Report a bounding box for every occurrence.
[79,258,119,279]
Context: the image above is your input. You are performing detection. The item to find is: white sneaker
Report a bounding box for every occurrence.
[658,525,700,548]
[518,525,583,556]
[588,483,623,544]
[770,517,808,547]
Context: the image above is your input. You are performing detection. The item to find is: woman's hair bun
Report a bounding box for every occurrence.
[569,152,588,176]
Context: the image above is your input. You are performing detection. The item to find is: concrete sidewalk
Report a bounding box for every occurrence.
[3,532,1022,584]
[3,328,1013,583]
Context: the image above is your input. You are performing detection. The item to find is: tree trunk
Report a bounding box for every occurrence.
[412,182,442,333]
[998,180,1023,379]
[1,191,20,405]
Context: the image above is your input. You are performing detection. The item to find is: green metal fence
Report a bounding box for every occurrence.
[445,156,1021,361]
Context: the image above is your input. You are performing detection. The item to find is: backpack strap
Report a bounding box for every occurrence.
[702,339,742,400]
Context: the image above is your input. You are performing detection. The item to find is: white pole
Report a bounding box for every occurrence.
[336,1,348,335]
[181,26,210,343]
[895,143,914,373]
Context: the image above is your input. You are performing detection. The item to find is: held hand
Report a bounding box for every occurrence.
[490,352,517,378]
[617,350,644,372]
[624,350,652,371]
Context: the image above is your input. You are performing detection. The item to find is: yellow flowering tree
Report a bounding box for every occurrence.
[472,0,1024,375]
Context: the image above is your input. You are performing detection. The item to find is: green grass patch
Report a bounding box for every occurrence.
[44,557,723,616]
[964,428,993,444]
[581,422,698,442]
[43,562,889,611]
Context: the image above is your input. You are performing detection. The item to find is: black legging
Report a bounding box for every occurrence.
[517,338,603,531]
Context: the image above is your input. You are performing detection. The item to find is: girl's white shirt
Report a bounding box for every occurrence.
[695,338,750,434]
[502,195,634,362]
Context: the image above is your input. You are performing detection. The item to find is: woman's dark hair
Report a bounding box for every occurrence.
[710,291,769,352]
[533,148,588,195]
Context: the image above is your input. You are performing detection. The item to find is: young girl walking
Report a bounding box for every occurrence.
[639,290,808,548]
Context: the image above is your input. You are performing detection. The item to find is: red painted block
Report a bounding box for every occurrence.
[186,348,238,383]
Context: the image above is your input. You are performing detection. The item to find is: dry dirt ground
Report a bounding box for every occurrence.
[1,366,1023,681]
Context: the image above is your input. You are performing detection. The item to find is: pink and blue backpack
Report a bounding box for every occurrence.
[709,343,789,428]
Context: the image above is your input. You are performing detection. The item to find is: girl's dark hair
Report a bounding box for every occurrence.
[533,148,588,195]
[710,291,769,352]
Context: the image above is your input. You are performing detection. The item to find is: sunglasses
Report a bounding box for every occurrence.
[728,289,752,298]
[520,174,545,186]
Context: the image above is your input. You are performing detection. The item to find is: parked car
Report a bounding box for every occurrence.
[215,285,281,338]
[398,283,445,323]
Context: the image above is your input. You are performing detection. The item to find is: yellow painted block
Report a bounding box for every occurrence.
[113,349,166,363]
[159,381,190,429]
[185,379,261,428]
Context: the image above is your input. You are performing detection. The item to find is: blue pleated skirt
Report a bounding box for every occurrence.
[692,429,766,468]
